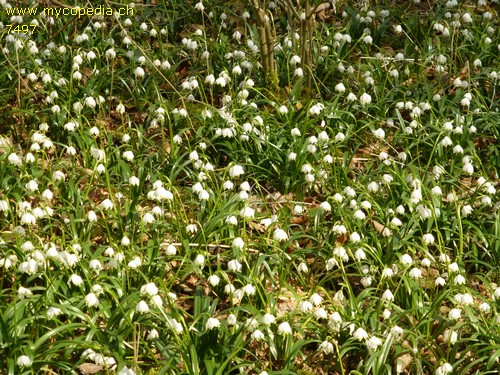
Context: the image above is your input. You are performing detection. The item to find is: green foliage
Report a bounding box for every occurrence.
[1,0,500,374]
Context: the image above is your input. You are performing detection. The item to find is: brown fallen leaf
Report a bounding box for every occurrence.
[371,219,386,234]
[77,363,103,375]
[395,353,413,374]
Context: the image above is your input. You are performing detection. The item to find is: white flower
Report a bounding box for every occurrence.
[448,308,461,320]
[360,276,372,287]
[206,317,220,330]
[242,283,256,296]
[354,248,366,260]
[89,259,102,272]
[91,147,105,161]
[229,165,244,178]
[366,336,382,351]
[228,259,242,272]
[400,254,413,266]
[353,327,369,340]
[194,254,205,267]
[120,236,130,250]
[291,127,301,137]
[453,275,466,285]
[460,293,474,306]
[479,302,491,313]
[122,151,134,161]
[436,363,453,375]
[362,35,373,44]
[301,164,313,174]
[140,282,158,297]
[225,216,238,226]
[332,131,345,143]
[20,212,37,225]
[298,262,309,273]
[245,317,259,331]
[333,246,348,262]
[147,328,159,341]
[128,176,140,186]
[52,171,65,182]
[367,181,379,193]
[320,201,331,211]
[85,292,99,307]
[128,256,142,269]
[47,306,62,320]
[318,340,334,354]
[294,67,304,77]
[372,128,385,139]
[186,224,198,233]
[116,103,126,115]
[17,355,32,367]
[382,289,394,301]
[461,205,473,217]
[230,237,245,250]
[134,67,145,78]
[328,312,342,328]
[165,244,177,255]
[136,300,149,313]
[273,228,288,242]
[463,163,474,175]
[167,317,183,334]
[298,300,313,312]
[277,321,292,335]
[251,329,265,341]
[359,93,372,106]
[345,92,357,102]
[195,1,204,11]
[443,329,458,345]
[227,314,237,326]
[435,277,446,286]
[440,136,453,147]
[335,83,346,92]
[332,225,347,235]
[25,180,39,192]
[278,105,288,114]
[0,200,9,211]
[417,205,432,219]
[289,55,301,65]
[205,74,215,85]
[19,259,38,275]
[325,258,338,270]
[449,262,459,272]
[25,153,35,163]
[332,193,343,203]
[381,268,394,278]
[309,103,324,116]
[18,286,33,299]
[208,275,220,286]
[222,181,234,190]
[431,186,443,196]
[98,199,113,210]
[409,267,422,279]
[423,233,435,244]
[262,313,275,325]
[69,274,84,286]
[84,96,96,108]
[310,307,325,320]
[308,293,322,306]
[240,206,255,218]
[240,181,251,192]
[142,212,155,224]
[352,209,366,220]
